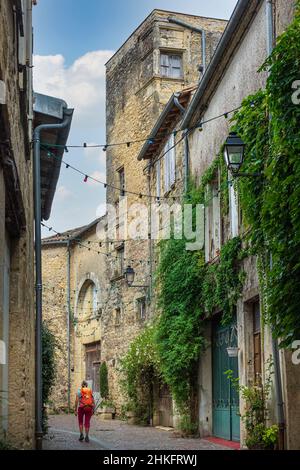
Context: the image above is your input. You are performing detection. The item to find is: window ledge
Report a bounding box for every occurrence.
[110,274,124,283]
[159,76,184,82]
[207,254,221,266]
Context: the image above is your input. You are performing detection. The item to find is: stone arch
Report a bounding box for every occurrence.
[75,273,101,319]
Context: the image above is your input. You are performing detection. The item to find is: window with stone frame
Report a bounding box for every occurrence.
[253,300,262,383]
[116,244,125,277]
[205,176,221,262]
[115,307,121,327]
[160,53,183,79]
[156,158,161,200]
[229,180,239,238]
[117,166,125,198]
[163,133,176,193]
[136,297,147,322]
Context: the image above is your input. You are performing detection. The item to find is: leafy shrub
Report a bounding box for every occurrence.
[42,322,57,433]
[100,362,109,399]
[226,358,278,450]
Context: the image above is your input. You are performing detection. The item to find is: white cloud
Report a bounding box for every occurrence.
[33,50,114,129]
[83,143,106,162]
[55,185,73,201]
[87,171,107,186]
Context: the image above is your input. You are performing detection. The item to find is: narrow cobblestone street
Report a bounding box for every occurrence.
[43,415,231,451]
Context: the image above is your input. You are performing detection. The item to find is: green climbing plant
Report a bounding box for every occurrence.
[119,324,161,425]
[100,362,109,399]
[202,236,246,325]
[229,2,300,345]
[42,322,57,433]
[155,179,245,423]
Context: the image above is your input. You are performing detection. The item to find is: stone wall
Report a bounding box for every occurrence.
[0,0,35,449]
[42,244,69,411]
[185,0,299,449]
[42,219,108,411]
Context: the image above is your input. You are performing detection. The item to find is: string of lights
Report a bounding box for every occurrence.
[42,146,181,201]
[42,292,144,315]
[41,176,233,265]
[41,222,156,266]
[40,103,246,201]
[40,105,242,151]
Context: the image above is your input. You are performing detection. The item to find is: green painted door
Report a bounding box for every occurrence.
[212,319,240,442]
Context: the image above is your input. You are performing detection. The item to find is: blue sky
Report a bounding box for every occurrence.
[34,0,237,236]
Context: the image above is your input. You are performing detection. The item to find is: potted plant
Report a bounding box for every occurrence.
[99,398,116,420]
[98,362,115,420]
[226,346,239,357]
[123,403,136,425]
[225,357,279,450]
[245,423,279,450]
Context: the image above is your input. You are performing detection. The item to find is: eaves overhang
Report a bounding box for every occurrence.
[42,218,103,246]
[34,92,74,221]
[137,88,193,161]
[181,0,263,130]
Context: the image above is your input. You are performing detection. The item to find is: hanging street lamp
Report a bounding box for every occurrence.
[124,266,135,287]
[224,132,261,177]
[124,266,149,288]
[224,132,245,175]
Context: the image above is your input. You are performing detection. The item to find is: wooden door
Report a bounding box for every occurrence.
[212,318,240,442]
[85,342,100,393]
[158,383,173,427]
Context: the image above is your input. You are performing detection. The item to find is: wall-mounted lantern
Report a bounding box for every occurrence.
[226,325,239,358]
[124,266,149,289]
[224,132,261,178]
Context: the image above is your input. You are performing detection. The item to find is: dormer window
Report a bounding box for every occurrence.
[160,53,183,79]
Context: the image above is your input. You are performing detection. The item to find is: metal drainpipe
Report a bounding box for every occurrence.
[167,17,206,76]
[26,0,34,141]
[33,117,71,450]
[266,0,285,450]
[173,93,189,193]
[67,241,71,412]
[147,167,153,304]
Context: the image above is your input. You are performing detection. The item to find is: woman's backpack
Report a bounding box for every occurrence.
[80,387,93,407]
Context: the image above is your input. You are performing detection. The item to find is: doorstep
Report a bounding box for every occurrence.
[203,436,240,450]
[155,426,174,432]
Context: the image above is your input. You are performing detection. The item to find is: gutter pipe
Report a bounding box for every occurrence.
[266,0,285,450]
[67,241,71,412]
[168,17,206,75]
[33,116,72,450]
[180,0,253,129]
[26,0,34,146]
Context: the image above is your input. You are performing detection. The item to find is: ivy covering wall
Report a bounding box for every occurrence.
[120,3,300,426]
[232,2,300,345]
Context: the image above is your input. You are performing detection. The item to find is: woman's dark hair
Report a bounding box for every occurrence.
[81,380,88,388]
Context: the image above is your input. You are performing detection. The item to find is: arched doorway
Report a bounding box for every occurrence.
[74,276,101,401]
[77,279,99,320]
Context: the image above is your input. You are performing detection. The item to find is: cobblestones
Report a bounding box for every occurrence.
[43,415,231,451]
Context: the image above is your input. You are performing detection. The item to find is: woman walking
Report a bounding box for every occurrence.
[75,380,95,443]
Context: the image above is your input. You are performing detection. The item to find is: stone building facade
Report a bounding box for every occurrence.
[41,9,228,417]
[104,9,227,412]
[137,0,300,449]
[0,0,35,449]
[0,1,73,449]
[180,0,299,450]
[42,218,108,411]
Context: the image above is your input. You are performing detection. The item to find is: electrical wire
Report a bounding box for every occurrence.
[40,105,242,151]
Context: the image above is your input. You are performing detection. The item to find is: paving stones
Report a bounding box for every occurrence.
[43,415,231,451]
